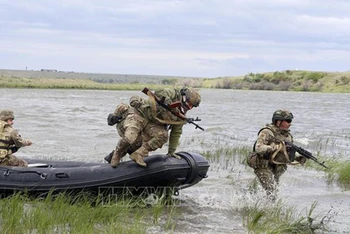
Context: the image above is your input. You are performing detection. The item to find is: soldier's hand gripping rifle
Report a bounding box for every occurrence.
[284,141,328,169]
[142,87,204,131]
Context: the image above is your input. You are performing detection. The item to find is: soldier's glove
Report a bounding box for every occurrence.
[107,113,122,126]
[295,156,307,165]
[167,149,181,159]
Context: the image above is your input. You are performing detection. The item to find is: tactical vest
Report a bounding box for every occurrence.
[247,125,293,168]
[0,121,11,159]
[255,125,293,149]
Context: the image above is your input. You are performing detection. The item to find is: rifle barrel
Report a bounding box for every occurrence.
[286,141,328,169]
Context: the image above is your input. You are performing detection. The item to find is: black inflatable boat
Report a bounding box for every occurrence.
[0,152,209,196]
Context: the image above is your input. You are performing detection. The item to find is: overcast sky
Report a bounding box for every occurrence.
[1,0,350,78]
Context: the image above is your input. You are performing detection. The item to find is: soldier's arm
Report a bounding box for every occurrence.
[255,129,276,156]
[167,125,183,156]
[11,129,32,147]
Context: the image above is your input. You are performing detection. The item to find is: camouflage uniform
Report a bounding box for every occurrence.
[253,124,292,197]
[0,110,31,167]
[106,103,143,167]
[249,110,306,199]
[110,87,201,168]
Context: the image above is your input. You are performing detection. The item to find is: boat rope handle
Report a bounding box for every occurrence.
[1,168,47,180]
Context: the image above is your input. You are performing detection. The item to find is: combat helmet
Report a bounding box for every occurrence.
[180,87,201,110]
[0,110,15,121]
[272,110,293,124]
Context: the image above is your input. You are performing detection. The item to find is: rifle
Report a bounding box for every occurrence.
[284,141,328,169]
[142,87,204,131]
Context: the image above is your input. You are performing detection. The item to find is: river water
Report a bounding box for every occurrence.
[1,88,350,233]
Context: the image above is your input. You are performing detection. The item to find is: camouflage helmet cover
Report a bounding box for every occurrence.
[0,110,15,121]
[181,87,201,108]
[272,110,293,123]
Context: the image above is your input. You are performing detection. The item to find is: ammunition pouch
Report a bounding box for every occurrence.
[247,151,258,169]
[247,151,270,169]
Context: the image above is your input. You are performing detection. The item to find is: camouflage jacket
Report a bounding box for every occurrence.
[0,120,31,158]
[130,88,186,152]
[255,124,293,163]
[132,88,186,125]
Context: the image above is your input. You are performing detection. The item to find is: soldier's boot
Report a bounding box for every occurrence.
[111,139,129,168]
[130,144,150,167]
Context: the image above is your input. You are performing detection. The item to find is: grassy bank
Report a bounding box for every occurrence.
[1,189,330,234]
[203,70,350,92]
[0,76,164,90]
[241,201,329,233]
[0,191,178,233]
[1,69,350,92]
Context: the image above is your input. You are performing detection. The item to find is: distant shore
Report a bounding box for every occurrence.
[1,69,349,92]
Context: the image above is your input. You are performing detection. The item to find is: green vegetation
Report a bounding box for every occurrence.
[202,70,350,92]
[321,158,350,189]
[1,69,350,92]
[0,190,178,233]
[0,76,164,90]
[197,138,350,189]
[241,201,328,233]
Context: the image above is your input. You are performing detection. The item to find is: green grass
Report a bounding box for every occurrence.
[196,136,350,190]
[201,70,350,93]
[0,76,166,90]
[241,201,329,234]
[1,69,350,92]
[320,158,350,189]
[0,190,178,233]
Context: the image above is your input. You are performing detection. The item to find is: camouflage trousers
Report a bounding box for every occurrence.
[254,160,287,197]
[0,154,28,167]
[119,112,169,154]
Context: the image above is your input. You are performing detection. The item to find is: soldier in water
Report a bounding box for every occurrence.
[248,110,307,200]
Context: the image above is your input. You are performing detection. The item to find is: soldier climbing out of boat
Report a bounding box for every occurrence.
[105,102,143,166]
[247,110,307,200]
[107,87,201,168]
[0,110,32,167]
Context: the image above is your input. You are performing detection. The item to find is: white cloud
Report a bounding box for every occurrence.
[0,0,349,77]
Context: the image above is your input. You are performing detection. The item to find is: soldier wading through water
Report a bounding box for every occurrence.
[247,110,307,200]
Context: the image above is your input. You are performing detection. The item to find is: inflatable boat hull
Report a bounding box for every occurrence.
[0,152,209,196]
